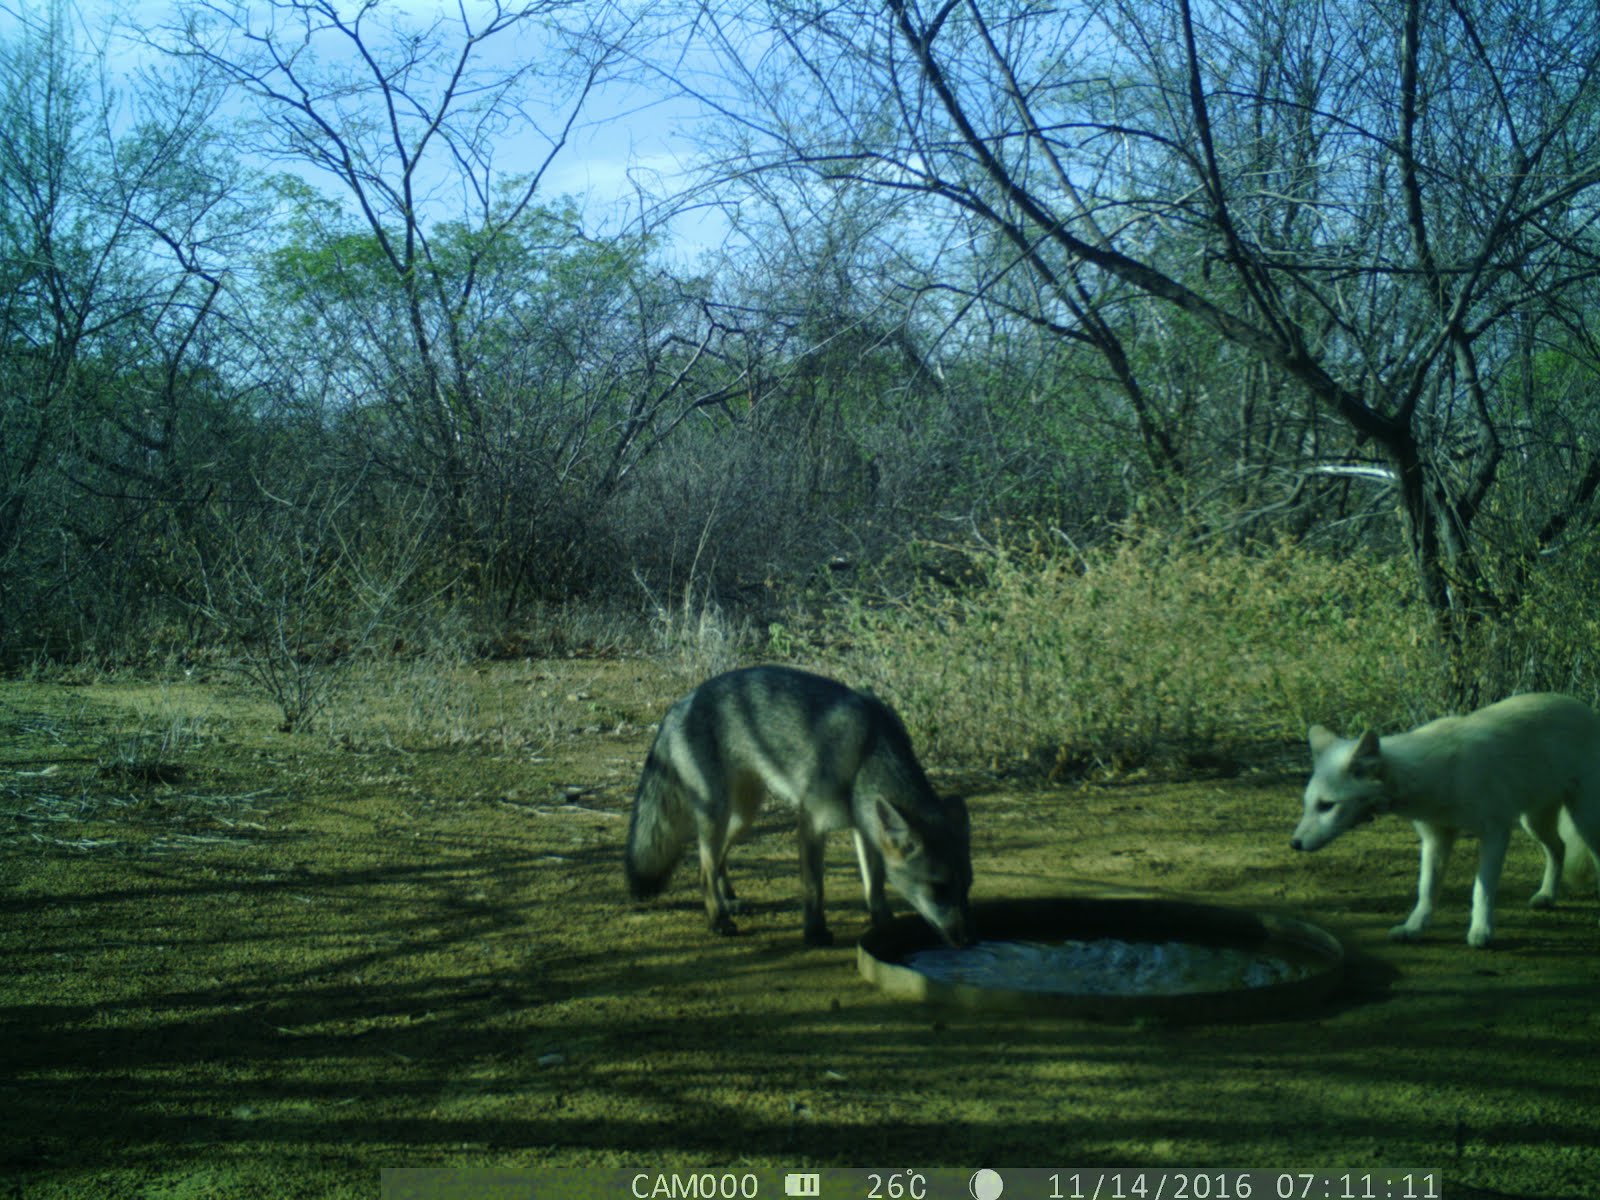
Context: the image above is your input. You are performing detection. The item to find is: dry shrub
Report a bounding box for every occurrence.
[323,654,565,755]
[841,536,1449,772]
[1449,531,1600,703]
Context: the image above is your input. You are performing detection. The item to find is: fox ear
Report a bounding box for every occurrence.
[1308,724,1339,757]
[1349,730,1384,777]
[873,797,916,861]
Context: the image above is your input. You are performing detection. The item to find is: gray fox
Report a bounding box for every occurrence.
[624,666,973,947]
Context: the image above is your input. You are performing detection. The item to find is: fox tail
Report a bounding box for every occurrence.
[624,752,691,899]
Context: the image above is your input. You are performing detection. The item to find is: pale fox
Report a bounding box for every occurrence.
[1292,692,1600,947]
[624,666,973,947]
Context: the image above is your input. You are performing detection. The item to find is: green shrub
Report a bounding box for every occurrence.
[840,536,1450,772]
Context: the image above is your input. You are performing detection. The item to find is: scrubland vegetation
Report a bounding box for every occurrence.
[844,534,1600,774]
[6,0,1600,1195]
[6,0,1600,741]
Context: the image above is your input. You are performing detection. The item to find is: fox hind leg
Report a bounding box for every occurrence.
[696,814,740,936]
[1522,807,1565,910]
[796,815,834,946]
[1467,825,1512,948]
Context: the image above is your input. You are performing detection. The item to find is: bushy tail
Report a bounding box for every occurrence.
[1560,807,1598,888]
[624,752,691,900]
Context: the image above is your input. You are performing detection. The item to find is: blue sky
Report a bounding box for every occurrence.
[18,0,729,259]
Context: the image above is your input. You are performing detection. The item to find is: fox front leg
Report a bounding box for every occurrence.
[852,829,895,929]
[1391,821,1456,942]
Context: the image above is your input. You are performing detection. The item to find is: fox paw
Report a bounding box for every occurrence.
[1387,923,1425,942]
[1467,927,1494,948]
[1528,891,1557,910]
[803,925,835,948]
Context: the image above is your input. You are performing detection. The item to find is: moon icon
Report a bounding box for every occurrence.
[969,1168,1004,1200]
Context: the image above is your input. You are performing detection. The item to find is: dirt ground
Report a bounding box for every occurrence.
[3,657,1598,1199]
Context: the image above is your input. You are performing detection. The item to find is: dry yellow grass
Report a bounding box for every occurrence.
[841,537,1451,772]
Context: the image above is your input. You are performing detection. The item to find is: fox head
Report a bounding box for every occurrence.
[874,795,974,948]
[1291,724,1390,852]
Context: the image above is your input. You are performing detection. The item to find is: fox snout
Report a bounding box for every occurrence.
[937,906,976,949]
[944,924,974,950]
[1289,825,1333,852]
[1286,819,1337,857]
[908,891,976,948]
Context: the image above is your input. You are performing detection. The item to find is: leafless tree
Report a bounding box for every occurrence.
[158,0,742,605]
[684,0,1600,650]
[0,0,251,654]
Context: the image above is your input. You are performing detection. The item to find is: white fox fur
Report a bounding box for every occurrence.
[1292,693,1600,948]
